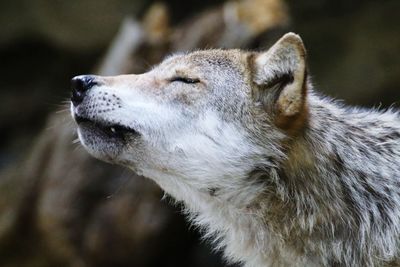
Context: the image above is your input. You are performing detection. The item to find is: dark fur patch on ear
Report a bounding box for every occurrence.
[247,52,293,90]
[266,72,294,102]
[266,72,294,87]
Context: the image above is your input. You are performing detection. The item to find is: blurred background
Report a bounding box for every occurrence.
[0,0,399,266]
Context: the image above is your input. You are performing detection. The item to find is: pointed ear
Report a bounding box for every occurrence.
[252,32,308,131]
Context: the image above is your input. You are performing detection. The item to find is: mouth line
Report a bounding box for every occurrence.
[75,115,140,138]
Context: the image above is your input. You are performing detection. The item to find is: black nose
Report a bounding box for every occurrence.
[71,75,97,106]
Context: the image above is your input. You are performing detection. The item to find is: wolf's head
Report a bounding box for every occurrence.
[71,33,308,206]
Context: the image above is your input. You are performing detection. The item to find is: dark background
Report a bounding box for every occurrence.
[0,0,399,266]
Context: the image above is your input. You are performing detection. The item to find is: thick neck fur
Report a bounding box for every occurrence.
[269,93,400,266]
[173,90,400,267]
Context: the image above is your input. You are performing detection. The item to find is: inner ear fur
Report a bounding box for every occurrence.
[252,32,308,132]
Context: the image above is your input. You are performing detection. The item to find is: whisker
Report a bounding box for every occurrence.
[72,144,84,152]
[56,108,70,114]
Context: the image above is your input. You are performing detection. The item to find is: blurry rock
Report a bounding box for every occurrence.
[143,2,171,45]
[97,18,144,76]
[109,0,289,75]
[172,0,289,51]
[97,3,171,76]
[0,0,146,51]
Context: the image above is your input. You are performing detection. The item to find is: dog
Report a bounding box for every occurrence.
[71,33,400,266]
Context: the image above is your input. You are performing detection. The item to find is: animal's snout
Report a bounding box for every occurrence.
[71,75,98,106]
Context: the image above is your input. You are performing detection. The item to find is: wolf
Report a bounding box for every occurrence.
[70,33,400,267]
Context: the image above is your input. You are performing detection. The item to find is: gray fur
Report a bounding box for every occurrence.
[71,33,400,267]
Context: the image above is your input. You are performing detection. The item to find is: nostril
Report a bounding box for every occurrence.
[71,89,85,106]
[71,75,97,106]
[71,77,87,93]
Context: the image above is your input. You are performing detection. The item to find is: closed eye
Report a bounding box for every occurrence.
[169,77,200,84]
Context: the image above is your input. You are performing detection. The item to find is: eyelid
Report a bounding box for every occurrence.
[169,76,200,84]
